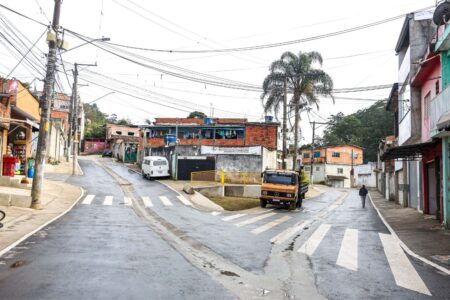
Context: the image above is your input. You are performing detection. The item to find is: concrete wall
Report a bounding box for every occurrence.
[354,163,377,188]
[304,163,326,183]
[326,164,352,188]
[216,154,261,172]
[262,147,277,171]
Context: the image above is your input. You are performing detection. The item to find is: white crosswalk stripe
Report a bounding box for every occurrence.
[251,216,291,235]
[177,195,193,206]
[270,220,312,245]
[124,197,132,206]
[379,233,431,295]
[159,196,173,206]
[142,196,153,208]
[298,224,331,256]
[103,196,113,206]
[336,228,358,271]
[82,195,95,205]
[211,211,221,216]
[235,212,277,228]
[222,214,247,221]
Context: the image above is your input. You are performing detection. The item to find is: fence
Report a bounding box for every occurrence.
[190,170,261,185]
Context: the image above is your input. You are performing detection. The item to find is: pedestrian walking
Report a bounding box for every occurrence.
[359,185,368,208]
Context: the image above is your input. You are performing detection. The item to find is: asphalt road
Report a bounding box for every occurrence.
[0,157,449,299]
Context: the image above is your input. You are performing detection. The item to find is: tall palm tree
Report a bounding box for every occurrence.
[261,51,334,171]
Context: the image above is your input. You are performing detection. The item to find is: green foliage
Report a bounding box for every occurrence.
[188,111,207,119]
[321,101,394,163]
[300,170,310,184]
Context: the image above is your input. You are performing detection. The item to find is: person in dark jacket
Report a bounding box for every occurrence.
[359,185,368,208]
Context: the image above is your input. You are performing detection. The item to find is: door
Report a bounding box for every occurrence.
[177,157,215,180]
[427,162,437,215]
[331,180,344,188]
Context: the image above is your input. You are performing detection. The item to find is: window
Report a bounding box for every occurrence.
[436,80,440,95]
[303,153,310,159]
[398,82,411,119]
[337,168,343,174]
[128,132,134,136]
[424,92,431,120]
[316,167,320,171]
[304,166,311,171]
[116,131,122,135]
[332,152,340,158]
[313,151,321,158]
[153,160,167,166]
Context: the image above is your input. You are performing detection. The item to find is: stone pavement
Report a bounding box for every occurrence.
[369,188,450,273]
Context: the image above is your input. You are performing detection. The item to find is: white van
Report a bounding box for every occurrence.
[142,156,170,180]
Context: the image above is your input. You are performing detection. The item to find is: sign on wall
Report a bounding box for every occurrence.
[201,145,261,155]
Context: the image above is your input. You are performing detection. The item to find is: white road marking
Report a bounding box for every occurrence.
[142,196,153,208]
[177,195,193,206]
[336,228,358,271]
[211,212,221,216]
[270,220,312,245]
[103,196,113,206]
[222,214,247,221]
[251,216,291,235]
[159,196,173,206]
[82,195,95,205]
[124,197,132,206]
[235,212,277,227]
[298,224,331,256]
[379,233,431,295]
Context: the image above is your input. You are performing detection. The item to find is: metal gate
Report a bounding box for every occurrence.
[177,156,215,180]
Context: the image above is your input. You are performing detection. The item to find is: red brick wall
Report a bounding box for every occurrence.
[245,125,277,150]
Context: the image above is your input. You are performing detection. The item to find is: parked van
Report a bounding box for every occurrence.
[142,156,170,180]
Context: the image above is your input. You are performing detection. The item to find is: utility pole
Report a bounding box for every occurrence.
[310,121,316,183]
[66,81,76,162]
[351,148,354,188]
[31,0,63,209]
[72,62,96,175]
[282,77,287,169]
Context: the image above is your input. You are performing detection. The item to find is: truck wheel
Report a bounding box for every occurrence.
[289,201,296,210]
[142,173,147,179]
[297,198,303,208]
[260,199,267,208]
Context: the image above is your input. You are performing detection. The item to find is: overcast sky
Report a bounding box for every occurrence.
[0,0,437,145]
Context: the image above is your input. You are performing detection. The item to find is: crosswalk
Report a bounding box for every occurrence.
[79,194,193,208]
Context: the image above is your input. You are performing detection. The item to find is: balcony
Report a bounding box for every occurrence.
[429,86,450,137]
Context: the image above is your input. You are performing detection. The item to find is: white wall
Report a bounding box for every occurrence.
[262,147,277,171]
[304,163,326,183]
[326,164,352,188]
[354,163,377,188]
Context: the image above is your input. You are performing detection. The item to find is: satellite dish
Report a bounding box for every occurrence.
[433,1,450,25]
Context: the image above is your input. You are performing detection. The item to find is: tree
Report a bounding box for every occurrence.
[188,111,207,119]
[261,51,334,170]
[322,101,394,163]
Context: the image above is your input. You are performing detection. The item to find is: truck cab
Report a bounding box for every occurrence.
[260,170,308,210]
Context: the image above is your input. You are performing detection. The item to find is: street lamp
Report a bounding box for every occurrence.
[62,37,110,54]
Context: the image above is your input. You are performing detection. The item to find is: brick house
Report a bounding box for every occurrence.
[106,124,140,162]
[138,118,279,180]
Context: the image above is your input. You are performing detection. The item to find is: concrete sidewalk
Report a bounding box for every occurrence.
[369,188,450,273]
[0,180,83,256]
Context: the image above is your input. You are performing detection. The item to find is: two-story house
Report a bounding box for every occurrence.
[301,145,363,188]
[106,123,140,163]
[139,118,278,180]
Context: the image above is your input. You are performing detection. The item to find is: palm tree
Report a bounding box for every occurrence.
[261,51,334,171]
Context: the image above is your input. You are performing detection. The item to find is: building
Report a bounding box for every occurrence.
[138,118,278,180]
[354,162,377,188]
[106,124,140,162]
[0,79,40,175]
[301,145,363,188]
[380,5,450,228]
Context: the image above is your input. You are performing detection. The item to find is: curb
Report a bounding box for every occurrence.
[0,187,85,258]
[368,192,450,276]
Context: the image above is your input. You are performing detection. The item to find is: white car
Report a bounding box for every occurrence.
[142,156,170,180]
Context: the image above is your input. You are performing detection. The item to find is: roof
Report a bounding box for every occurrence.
[380,141,436,161]
[395,14,412,53]
[386,83,399,112]
[411,52,440,88]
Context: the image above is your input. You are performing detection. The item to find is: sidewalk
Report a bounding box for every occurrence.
[0,162,83,256]
[369,188,450,273]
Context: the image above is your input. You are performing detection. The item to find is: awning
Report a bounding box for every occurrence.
[437,111,450,130]
[327,175,348,180]
[380,141,436,161]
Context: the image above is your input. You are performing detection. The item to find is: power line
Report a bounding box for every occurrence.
[99,6,434,53]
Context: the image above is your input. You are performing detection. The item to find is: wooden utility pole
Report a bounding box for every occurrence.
[31,0,63,209]
[282,77,287,169]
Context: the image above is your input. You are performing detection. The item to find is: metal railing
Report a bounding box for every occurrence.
[429,85,450,134]
[190,170,261,185]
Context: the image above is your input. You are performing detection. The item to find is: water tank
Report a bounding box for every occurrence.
[204,118,214,125]
[164,134,177,145]
[265,116,274,123]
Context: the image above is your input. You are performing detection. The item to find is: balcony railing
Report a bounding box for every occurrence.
[429,86,450,136]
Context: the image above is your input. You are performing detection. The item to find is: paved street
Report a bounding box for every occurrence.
[0,157,449,299]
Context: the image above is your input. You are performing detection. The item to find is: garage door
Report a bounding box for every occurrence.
[177,157,216,180]
[330,180,344,188]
